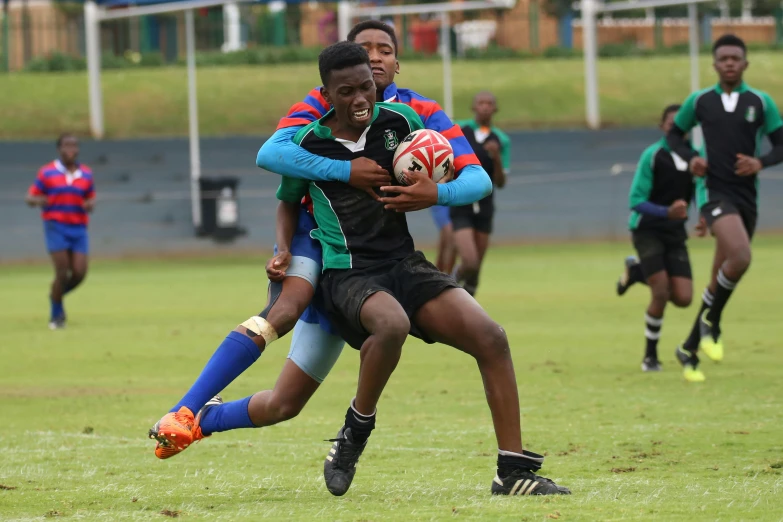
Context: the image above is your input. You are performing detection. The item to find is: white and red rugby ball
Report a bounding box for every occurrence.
[392,129,454,185]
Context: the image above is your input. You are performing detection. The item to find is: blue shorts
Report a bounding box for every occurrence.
[277,207,345,383]
[430,205,451,230]
[44,221,88,254]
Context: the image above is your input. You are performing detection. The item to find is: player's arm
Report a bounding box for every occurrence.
[666,92,703,172]
[495,128,512,189]
[83,178,96,213]
[267,177,309,281]
[759,95,783,168]
[629,146,685,220]
[411,98,492,205]
[25,169,48,207]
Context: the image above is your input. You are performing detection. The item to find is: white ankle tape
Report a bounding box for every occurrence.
[240,316,278,345]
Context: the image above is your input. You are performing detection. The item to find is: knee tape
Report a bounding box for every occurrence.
[240,316,279,345]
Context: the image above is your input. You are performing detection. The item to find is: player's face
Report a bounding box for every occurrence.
[473,94,497,124]
[713,45,747,85]
[322,64,377,130]
[58,136,79,164]
[352,29,399,92]
[660,111,676,134]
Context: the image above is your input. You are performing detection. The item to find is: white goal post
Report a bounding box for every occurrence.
[577,0,717,132]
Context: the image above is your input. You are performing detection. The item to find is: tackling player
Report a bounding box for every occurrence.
[616,104,699,372]
[667,34,783,381]
[277,41,570,497]
[147,21,486,458]
[26,133,95,330]
[451,91,509,296]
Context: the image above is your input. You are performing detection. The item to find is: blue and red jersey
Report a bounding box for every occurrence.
[28,160,95,226]
[277,83,481,173]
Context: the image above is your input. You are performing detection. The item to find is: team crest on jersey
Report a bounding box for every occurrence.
[746,106,756,123]
[384,129,399,150]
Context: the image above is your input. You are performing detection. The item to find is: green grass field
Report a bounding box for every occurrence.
[2,239,783,520]
[3,53,783,140]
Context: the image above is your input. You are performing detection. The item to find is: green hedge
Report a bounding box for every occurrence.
[21,41,783,72]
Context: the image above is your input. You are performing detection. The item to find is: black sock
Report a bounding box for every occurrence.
[644,313,662,359]
[683,289,713,352]
[706,269,737,326]
[497,449,543,477]
[629,263,646,286]
[344,399,375,444]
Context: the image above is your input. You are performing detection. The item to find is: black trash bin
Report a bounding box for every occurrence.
[197,177,246,242]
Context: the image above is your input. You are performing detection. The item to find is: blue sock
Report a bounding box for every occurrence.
[198,396,256,434]
[50,299,64,320]
[171,331,261,414]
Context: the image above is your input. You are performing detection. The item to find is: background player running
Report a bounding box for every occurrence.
[26,133,95,330]
[616,104,700,372]
[451,91,509,296]
[147,21,487,459]
[667,34,783,382]
[277,41,570,498]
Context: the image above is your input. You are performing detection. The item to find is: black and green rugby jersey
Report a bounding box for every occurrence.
[672,81,782,209]
[276,102,424,270]
[628,138,696,239]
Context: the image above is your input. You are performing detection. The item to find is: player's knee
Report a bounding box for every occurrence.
[266,300,303,337]
[476,321,510,362]
[460,258,480,279]
[372,312,410,348]
[730,247,752,274]
[670,288,692,308]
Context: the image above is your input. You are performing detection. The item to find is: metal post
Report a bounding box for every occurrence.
[2,0,9,72]
[222,2,242,52]
[186,9,202,230]
[440,11,453,118]
[337,0,352,41]
[688,2,703,149]
[688,2,699,94]
[85,0,104,139]
[582,0,600,129]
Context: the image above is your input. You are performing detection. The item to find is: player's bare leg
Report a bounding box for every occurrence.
[699,215,750,361]
[48,250,70,329]
[323,291,408,496]
[453,228,481,296]
[668,276,692,308]
[65,250,88,295]
[414,288,570,495]
[247,359,321,427]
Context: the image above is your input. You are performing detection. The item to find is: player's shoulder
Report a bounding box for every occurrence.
[377,101,420,121]
[745,85,777,107]
[395,88,443,113]
[39,161,58,174]
[79,164,94,176]
[491,126,511,144]
[292,119,321,145]
[641,140,665,165]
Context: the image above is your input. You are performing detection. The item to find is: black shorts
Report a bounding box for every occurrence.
[319,251,459,350]
[700,194,757,239]
[450,202,494,234]
[632,230,692,280]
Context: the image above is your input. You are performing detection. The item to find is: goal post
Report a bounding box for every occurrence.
[576,0,716,136]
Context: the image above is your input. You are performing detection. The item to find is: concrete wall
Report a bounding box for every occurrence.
[2,129,782,262]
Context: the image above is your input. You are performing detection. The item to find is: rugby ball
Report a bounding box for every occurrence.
[392,129,454,185]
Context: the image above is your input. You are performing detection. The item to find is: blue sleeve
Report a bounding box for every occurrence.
[256,127,351,183]
[436,163,493,206]
[633,201,669,218]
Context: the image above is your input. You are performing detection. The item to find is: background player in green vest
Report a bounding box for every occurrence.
[667,34,783,382]
[617,104,701,373]
[277,41,570,498]
[451,91,509,296]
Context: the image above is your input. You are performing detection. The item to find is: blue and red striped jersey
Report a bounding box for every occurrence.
[276,83,480,173]
[28,160,95,226]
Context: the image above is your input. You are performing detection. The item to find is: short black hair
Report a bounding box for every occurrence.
[347,20,398,56]
[712,34,746,56]
[56,133,76,147]
[661,104,681,123]
[318,41,371,86]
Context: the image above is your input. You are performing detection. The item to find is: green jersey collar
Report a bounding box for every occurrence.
[312,104,381,140]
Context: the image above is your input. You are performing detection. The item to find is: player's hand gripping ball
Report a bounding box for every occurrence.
[392,129,454,185]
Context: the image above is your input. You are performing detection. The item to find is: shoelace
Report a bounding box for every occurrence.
[327,437,364,471]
